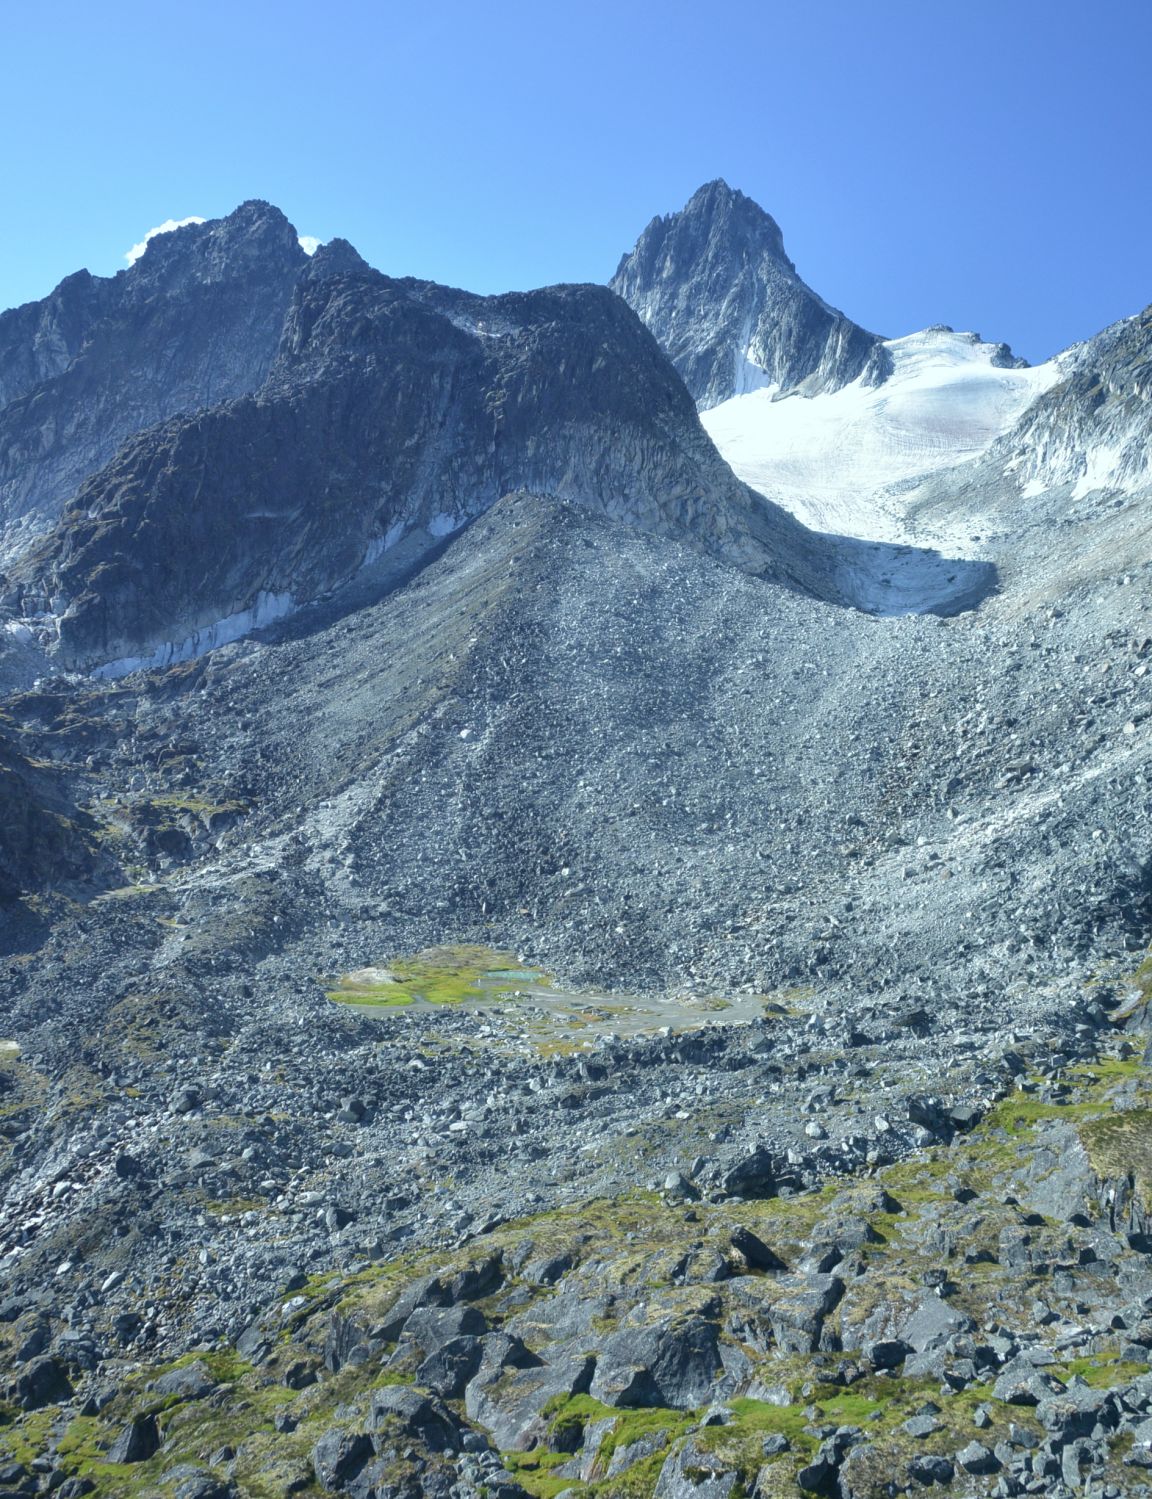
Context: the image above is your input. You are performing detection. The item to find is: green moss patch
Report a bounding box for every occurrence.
[327,944,550,1007]
[1080,1108,1152,1206]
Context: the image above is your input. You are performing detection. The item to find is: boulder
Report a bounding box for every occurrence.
[728,1226,786,1273]
[311,1428,372,1491]
[955,1441,1000,1475]
[654,1438,739,1497]
[589,1316,721,1409]
[10,1355,72,1411]
[397,1303,488,1357]
[899,1297,975,1353]
[467,1354,594,1450]
[992,1358,1065,1406]
[720,1148,777,1198]
[907,1453,954,1486]
[417,1335,485,1400]
[106,1414,160,1465]
[151,1360,217,1402]
[767,1274,844,1353]
[368,1387,462,1453]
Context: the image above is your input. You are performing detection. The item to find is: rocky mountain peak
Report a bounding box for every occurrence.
[611,180,881,409]
[0,202,310,563]
[302,236,371,279]
[123,199,306,290]
[664,176,793,270]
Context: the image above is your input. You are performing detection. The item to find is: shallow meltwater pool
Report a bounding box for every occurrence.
[327,946,780,1049]
[337,965,778,1049]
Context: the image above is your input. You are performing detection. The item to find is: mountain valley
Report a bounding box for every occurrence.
[0,183,1150,1499]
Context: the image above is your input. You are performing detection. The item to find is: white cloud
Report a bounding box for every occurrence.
[124,216,206,266]
[298,235,322,256]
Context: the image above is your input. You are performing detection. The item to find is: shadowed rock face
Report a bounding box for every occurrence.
[610,179,883,409]
[0,201,307,562]
[14,265,834,673]
[0,192,994,678]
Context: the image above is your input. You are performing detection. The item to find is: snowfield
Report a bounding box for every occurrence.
[703,327,1062,545]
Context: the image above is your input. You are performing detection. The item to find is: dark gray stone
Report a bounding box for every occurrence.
[9,1356,71,1411]
[589,1316,721,1410]
[955,1441,1001,1475]
[311,1428,372,1491]
[106,1415,160,1465]
[368,1387,462,1453]
[907,1453,954,1485]
[467,1355,594,1450]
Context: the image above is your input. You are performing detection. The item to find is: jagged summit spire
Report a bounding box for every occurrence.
[611,181,878,408]
[303,237,370,279]
[126,200,307,286]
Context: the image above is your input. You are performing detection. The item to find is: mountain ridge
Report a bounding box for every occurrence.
[0,201,307,565]
[1,183,1152,1499]
[7,265,839,674]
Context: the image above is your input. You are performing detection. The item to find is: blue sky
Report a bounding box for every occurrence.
[3,0,1149,362]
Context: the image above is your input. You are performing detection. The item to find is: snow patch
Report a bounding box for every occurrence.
[427,512,461,539]
[92,591,296,681]
[732,310,771,397]
[442,310,517,340]
[1071,443,1128,500]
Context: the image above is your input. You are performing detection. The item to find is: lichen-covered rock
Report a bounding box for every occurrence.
[653,1437,739,1498]
[368,1387,462,1453]
[105,1414,160,1465]
[466,1353,593,1450]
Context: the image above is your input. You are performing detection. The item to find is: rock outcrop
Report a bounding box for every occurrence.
[11,266,832,673]
[610,179,882,409]
[0,725,102,901]
[0,201,307,562]
[999,302,1152,498]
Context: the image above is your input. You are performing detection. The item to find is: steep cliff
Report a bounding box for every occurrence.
[1000,303,1152,498]
[12,263,831,673]
[0,201,307,561]
[611,179,882,408]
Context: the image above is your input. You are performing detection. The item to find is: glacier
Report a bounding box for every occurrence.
[702,327,1063,545]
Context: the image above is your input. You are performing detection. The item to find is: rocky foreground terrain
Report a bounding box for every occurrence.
[0,185,1151,1497]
